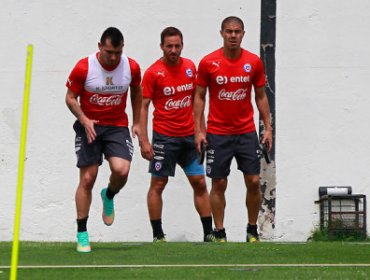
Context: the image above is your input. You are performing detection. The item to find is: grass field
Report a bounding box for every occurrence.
[1,241,370,279]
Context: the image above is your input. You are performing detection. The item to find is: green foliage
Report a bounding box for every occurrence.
[309,226,369,242]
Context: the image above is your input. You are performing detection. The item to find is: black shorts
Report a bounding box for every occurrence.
[206,132,260,178]
[149,131,203,177]
[73,121,133,168]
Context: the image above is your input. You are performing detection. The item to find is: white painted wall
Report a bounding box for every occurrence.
[275,0,370,240]
[0,0,369,242]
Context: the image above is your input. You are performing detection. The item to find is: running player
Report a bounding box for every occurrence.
[140,27,213,242]
[193,16,273,242]
[65,27,142,252]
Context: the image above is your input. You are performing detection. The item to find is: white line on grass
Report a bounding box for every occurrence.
[0,264,370,269]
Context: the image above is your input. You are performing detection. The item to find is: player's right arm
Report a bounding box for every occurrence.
[193,85,207,153]
[65,58,98,143]
[65,89,98,143]
[139,97,154,161]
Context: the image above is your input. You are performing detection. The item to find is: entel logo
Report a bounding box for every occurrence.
[163,86,175,95]
[215,75,250,85]
[216,76,228,85]
[163,83,193,95]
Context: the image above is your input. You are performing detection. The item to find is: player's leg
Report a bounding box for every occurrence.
[147,176,168,242]
[244,174,261,242]
[147,131,177,242]
[209,177,228,242]
[187,174,211,216]
[101,127,133,226]
[73,121,102,252]
[76,165,99,219]
[75,165,99,253]
[183,158,212,242]
[100,157,131,226]
[204,133,233,242]
[187,174,213,239]
[181,135,213,240]
[107,156,131,191]
[236,131,262,242]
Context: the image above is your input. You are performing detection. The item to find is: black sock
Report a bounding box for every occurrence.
[150,219,164,237]
[106,186,118,200]
[77,216,88,232]
[247,224,258,234]
[201,216,213,236]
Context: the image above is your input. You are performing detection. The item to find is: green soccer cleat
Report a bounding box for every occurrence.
[101,188,115,226]
[76,231,91,253]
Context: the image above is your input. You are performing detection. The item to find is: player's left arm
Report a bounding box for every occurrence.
[128,58,142,139]
[130,85,142,139]
[255,86,273,151]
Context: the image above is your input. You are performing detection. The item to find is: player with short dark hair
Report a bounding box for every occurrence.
[194,16,272,242]
[65,26,142,252]
[140,26,213,242]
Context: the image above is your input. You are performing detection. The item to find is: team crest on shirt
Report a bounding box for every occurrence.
[243,64,252,73]
[185,68,193,78]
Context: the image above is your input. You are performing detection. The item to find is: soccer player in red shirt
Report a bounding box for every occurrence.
[65,27,142,252]
[140,27,213,242]
[194,16,273,242]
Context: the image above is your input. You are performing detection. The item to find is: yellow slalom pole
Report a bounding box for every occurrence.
[10,44,34,280]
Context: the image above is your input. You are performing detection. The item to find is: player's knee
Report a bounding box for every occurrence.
[245,175,260,187]
[211,178,228,193]
[79,174,96,190]
[148,186,165,197]
[188,174,206,186]
[246,179,261,195]
[111,166,130,180]
[149,177,168,194]
[192,177,207,193]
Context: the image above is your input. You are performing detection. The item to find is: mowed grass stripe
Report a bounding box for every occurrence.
[1,263,370,269]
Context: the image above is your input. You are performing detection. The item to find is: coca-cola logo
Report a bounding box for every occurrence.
[164,96,191,110]
[218,89,247,101]
[89,94,123,106]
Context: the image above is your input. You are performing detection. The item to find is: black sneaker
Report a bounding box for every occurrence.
[246,226,259,243]
[153,233,167,243]
[204,229,227,242]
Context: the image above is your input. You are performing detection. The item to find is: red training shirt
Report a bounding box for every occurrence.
[196,48,265,135]
[66,52,141,127]
[142,57,196,136]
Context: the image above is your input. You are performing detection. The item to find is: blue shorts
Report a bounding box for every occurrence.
[73,121,133,168]
[149,131,204,177]
[206,132,260,178]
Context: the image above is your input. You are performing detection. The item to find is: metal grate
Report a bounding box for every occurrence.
[316,194,367,238]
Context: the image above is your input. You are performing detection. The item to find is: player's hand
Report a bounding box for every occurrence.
[140,140,154,161]
[195,131,207,154]
[131,124,141,139]
[80,116,99,144]
[261,128,273,152]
